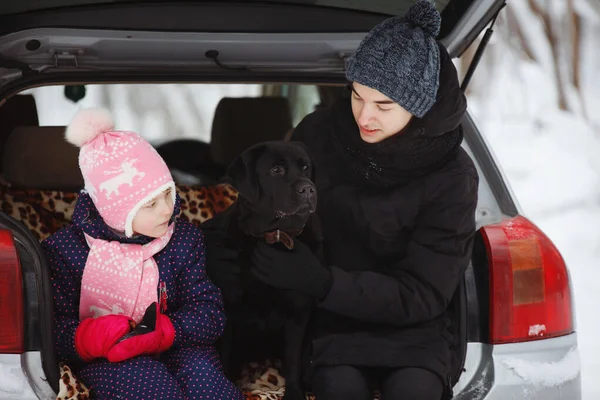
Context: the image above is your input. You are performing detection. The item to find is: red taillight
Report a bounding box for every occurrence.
[481,215,574,344]
[0,229,24,353]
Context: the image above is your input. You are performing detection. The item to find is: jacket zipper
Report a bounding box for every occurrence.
[159,281,168,314]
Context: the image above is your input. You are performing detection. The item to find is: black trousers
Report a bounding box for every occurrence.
[311,365,444,400]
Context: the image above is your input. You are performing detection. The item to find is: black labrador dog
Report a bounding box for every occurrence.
[202,141,321,400]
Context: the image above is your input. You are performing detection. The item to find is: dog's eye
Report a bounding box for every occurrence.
[301,164,309,172]
[269,166,285,176]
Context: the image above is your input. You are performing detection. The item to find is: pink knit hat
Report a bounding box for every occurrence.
[65,108,175,237]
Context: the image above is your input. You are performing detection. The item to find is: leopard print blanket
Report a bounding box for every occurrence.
[56,360,316,400]
[57,363,90,400]
[0,183,238,241]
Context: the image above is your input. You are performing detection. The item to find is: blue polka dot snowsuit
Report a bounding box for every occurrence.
[41,193,243,399]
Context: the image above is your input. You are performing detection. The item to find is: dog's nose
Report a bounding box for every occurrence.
[296,182,315,195]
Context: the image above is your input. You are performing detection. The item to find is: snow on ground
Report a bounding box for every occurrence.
[499,347,581,389]
[0,362,36,399]
[468,44,600,400]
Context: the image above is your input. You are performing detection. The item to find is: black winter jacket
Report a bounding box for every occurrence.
[291,44,479,387]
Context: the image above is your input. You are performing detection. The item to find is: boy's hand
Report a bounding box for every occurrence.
[75,314,134,362]
[251,240,332,299]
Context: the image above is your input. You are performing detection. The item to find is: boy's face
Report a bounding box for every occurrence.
[350,82,413,143]
[132,188,174,238]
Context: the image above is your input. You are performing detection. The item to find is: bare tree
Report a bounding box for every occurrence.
[567,0,587,119]
[503,4,537,63]
[463,0,594,119]
[527,0,569,111]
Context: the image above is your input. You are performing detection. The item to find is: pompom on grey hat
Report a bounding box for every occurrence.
[346,0,442,118]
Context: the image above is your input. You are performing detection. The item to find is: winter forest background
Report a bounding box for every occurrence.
[26,1,600,398]
[462,1,600,398]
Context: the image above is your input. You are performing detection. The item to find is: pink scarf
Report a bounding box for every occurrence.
[79,224,174,323]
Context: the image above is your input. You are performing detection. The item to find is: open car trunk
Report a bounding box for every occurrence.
[0,0,505,97]
[0,1,505,398]
[0,84,484,399]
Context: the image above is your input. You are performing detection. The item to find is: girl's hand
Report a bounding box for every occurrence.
[75,314,134,362]
[107,302,175,363]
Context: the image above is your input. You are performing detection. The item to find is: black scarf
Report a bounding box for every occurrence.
[330,101,463,188]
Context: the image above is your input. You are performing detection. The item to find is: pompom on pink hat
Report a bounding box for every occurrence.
[65,108,175,237]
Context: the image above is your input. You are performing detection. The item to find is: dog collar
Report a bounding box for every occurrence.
[253,228,304,250]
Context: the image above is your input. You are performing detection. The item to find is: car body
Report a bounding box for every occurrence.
[0,0,581,399]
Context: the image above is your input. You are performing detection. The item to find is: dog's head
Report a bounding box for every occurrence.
[225,141,317,234]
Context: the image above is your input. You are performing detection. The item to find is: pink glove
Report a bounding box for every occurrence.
[107,303,175,363]
[75,314,134,362]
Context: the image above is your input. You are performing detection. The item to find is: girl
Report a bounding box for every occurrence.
[42,108,243,400]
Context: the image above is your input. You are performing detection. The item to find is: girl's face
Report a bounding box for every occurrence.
[132,188,174,238]
[350,82,414,143]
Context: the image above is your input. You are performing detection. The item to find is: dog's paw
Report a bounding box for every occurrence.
[282,387,306,400]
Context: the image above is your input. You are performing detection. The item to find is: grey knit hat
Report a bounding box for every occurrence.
[346,0,441,118]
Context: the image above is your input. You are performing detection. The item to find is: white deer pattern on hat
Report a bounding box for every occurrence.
[99,159,146,199]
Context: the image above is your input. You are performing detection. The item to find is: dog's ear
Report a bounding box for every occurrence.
[224,146,260,203]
